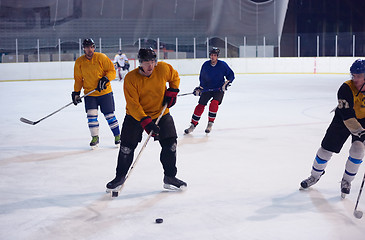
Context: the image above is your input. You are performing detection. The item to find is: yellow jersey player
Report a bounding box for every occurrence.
[73,38,120,148]
[301,59,365,198]
[106,47,187,192]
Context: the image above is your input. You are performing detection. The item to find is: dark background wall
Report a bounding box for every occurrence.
[1,0,365,59]
[281,0,365,56]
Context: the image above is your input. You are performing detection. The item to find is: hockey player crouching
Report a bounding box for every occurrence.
[301,59,365,198]
[106,47,187,191]
[113,50,130,81]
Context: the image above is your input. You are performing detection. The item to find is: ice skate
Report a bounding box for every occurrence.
[341,178,351,199]
[114,135,121,145]
[163,176,187,190]
[106,175,126,197]
[300,172,324,189]
[90,136,99,149]
[205,121,213,133]
[184,124,196,134]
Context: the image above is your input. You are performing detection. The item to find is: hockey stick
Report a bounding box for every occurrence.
[20,89,96,125]
[178,86,222,98]
[177,92,193,97]
[354,172,365,219]
[111,104,168,197]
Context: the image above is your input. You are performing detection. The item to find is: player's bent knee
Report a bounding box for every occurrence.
[317,147,333,161]
[350,141,365,159]
[160,138,177,152]
[120,145,132,154]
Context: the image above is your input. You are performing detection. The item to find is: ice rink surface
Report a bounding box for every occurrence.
[1,73,364,240]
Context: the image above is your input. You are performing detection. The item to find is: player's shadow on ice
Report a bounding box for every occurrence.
[178,134,209,146]
[111,189,182,200]
[246,188,353,223]
[246,191,312,221]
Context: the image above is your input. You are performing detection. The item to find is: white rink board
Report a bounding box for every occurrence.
[0,57,359,81]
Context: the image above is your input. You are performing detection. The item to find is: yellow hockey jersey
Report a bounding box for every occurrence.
[343,80,365,119]
[124,61,180,121]
[74,52,116,96]
[339,80,365,135]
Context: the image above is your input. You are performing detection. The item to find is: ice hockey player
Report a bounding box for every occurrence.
[114,50,130,81]
[106,47,187,192]
[184,47,235,134]
[300,59,365,198]
[72,38,121,148]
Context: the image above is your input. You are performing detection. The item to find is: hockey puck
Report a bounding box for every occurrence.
[155,218,163,224]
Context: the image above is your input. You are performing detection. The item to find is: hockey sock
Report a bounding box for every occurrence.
[191,104,205,126]
[208,100,219,123]
[311,147,332,179]
[105,112,120,136]
[87,109,99,137]
[343,141,364,182]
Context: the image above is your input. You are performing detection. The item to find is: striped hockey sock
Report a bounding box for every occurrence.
[191,104,205,126]
[105,112,120,136]
[208,100,219,123]
[87,109,99,137]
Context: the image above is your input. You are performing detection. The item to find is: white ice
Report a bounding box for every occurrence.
[0,73,364,240]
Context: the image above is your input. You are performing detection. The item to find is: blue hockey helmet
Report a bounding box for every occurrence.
[350,59,365,74]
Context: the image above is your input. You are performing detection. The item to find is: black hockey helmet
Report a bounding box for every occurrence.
[138,47,157,63]
[82,38,95,48]
[209,47,220,56]
[350,59,365,74]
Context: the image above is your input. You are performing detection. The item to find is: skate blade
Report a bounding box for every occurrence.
[341,192,348,199]
[90,144,99,150]
[163,184,187,191]
[106,185,123,197]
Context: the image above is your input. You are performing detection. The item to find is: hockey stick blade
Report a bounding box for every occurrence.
[19,89,97,126]
[20,117,38,125]
[354,210,363,219]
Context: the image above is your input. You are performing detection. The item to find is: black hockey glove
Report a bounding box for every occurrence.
[193,86,203,96]
[222,80,232,91]
[96,76,109,92]
[71,91,82,105]
[140,116,160,137]
[163,88,179,108]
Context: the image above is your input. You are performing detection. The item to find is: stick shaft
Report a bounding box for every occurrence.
[118,104,168,192]
[21,89,96,125]
[354,172,365,211]
[177,92,193,97]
